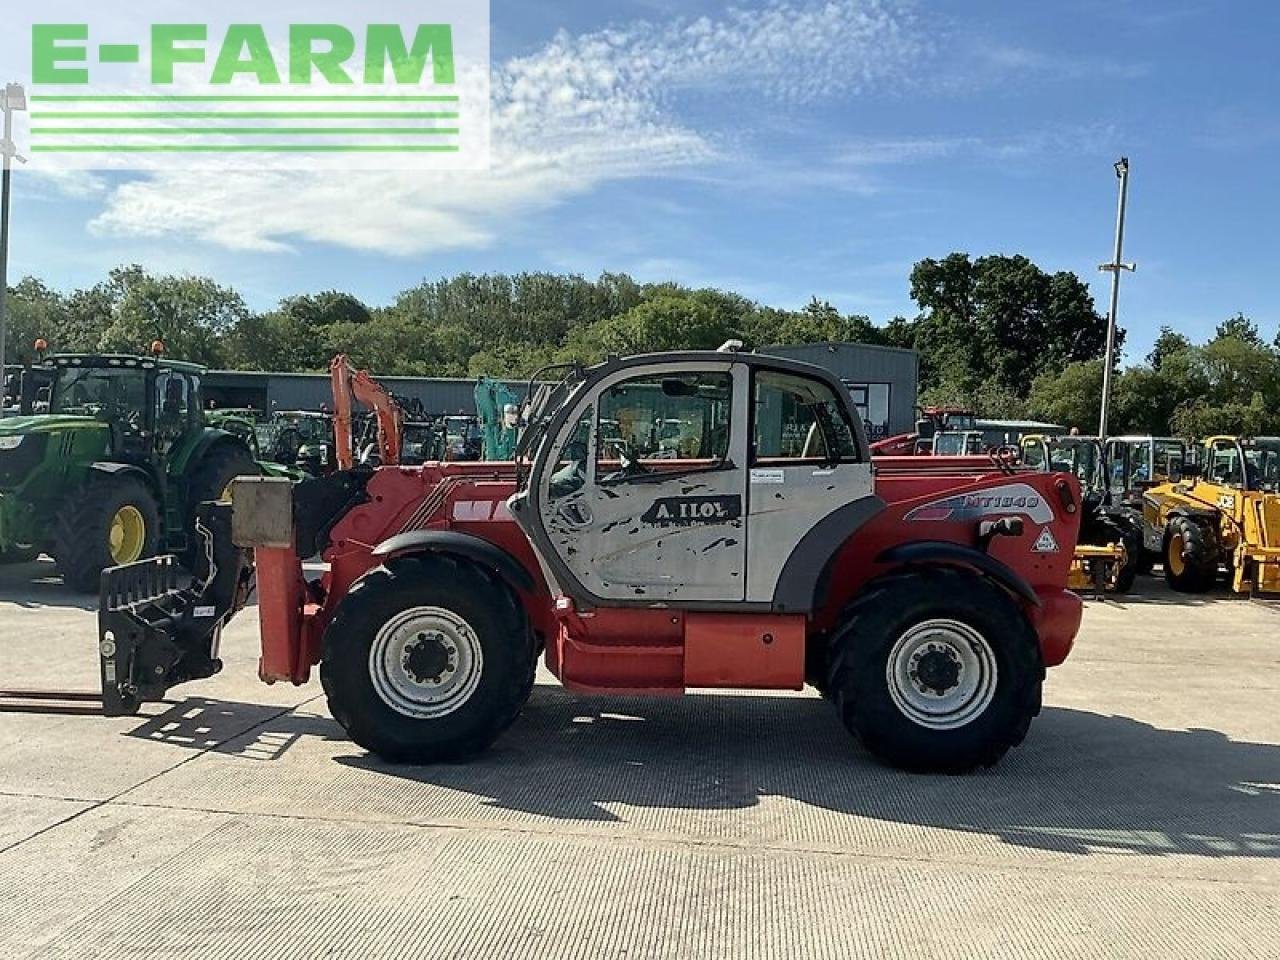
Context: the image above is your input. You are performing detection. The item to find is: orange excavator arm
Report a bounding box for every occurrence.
[329,354,403,470]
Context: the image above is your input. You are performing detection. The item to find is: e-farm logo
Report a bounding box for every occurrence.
[15,1,490,170]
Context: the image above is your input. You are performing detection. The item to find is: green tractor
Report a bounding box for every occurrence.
[0,352,261,590]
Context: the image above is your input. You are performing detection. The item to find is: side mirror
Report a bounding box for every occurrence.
[1180,462,1200,479]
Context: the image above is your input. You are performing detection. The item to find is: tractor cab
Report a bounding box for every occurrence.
[1197,436,1280,492]
[509,351,872,606]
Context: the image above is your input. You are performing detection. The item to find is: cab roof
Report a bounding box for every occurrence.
[41,354,206,375]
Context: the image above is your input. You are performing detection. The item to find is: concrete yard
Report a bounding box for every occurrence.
[0,558,1276,959]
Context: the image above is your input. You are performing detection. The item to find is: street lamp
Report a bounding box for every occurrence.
[0,82,28,418]
[1097,157,1136,443]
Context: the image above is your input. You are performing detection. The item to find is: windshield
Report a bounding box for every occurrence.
[1049,440,1102,489]
[49,367,147,419]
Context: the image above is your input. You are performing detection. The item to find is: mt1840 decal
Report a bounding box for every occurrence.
[905,482,1055,525]
[641,495,742,526]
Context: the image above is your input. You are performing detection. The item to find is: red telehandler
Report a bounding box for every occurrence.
[97,348,1084,773]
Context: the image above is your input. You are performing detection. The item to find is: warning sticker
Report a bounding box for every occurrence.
[1032,527,1060,554]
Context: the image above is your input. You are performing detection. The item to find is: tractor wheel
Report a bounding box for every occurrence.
[181,443,258,569]
[1163,516,1218,593]
[826,567,1043,773]
[53,475,161,592]
[320,555,535,764]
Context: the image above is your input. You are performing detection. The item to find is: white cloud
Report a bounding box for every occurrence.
[82,0,924,256]
[838,125,1122,166]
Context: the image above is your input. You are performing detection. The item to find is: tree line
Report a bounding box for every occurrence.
[3,256,1271,436]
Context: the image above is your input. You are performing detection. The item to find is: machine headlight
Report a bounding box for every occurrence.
[0,436,25,451]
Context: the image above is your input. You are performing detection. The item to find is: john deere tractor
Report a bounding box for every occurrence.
[0,352,260,590]
[1144,436,1280,594]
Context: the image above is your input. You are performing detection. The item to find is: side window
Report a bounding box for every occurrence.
[547,406,593,500]
[155,372,191,453]
[753,370,858,463]
[595,372,732,476]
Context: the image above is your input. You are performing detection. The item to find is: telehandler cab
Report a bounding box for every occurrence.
[97,349,1085,773]
[1019,434,1141,594]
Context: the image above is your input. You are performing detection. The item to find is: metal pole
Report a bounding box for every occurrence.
[1097,157,1135,442]
[0,102,11,419]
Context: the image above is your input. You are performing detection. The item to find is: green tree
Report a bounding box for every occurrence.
[904,253,1113,398]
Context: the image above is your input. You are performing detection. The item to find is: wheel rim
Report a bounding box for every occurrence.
[368,606,484,719]
[1168,532,1185,575]
[886,619,998,730]
[108,505,147,564]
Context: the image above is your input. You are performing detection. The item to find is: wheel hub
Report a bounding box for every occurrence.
[886,619,998,730]
[403,632,456,686]
[911,644,962,695]
[368,606,483,719]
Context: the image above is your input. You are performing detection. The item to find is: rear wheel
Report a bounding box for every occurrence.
[826,568,1043,773]
[1163,516,1218,593]
[320,555,535,763]
[54,474,161,592]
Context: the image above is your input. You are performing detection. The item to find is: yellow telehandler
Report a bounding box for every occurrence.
[1143,436,1280,594]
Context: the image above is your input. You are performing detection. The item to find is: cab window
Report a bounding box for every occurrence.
[1210,442,1244,487]
[752,370,858,464]
[548,406,593,500]
[595,372,731,480]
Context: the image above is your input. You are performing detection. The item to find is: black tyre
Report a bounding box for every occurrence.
[1163,516,1218,593]
[319,555,535,763]
[182,443,258,568]
[826,568,1044,773]
[53,474,161,592]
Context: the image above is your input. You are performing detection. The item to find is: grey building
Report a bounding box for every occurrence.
[763,341,919,440]
[204,340,919,437]
[204,370,529,418]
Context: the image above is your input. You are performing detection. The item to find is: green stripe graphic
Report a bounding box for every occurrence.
[32,144,462,152]
[32,128,461,136]
[31,95,460,103]
[32,111,460,120]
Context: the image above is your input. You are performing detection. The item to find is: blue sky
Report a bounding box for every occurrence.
[10,0,1279,359]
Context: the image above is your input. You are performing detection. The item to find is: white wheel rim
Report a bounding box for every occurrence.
[886,619,998,730]
[368,606,484,719]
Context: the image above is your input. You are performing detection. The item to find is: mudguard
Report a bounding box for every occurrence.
[875,540,1042,608]
[372,529,536,593]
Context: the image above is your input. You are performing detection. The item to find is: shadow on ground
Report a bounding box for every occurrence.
[145,683,1274,860]
[0,559,97,611]
[127,697,341,760]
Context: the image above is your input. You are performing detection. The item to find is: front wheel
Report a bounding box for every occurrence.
[53,475,162,592]
[319,555,535,763]
[826,568,1044,773]
[1163,516,1218,593]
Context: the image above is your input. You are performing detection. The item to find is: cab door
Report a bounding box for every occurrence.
[524,360,749,604]
[743,367,874,604]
